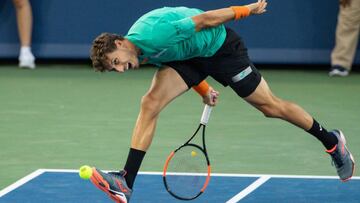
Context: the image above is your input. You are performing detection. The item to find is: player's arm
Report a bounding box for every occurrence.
[192,0,267,31]
[193,80,219,106]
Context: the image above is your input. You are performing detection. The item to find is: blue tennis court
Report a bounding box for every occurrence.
[0,169,359,202]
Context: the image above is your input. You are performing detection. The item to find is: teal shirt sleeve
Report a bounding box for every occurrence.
[151,17,196,48]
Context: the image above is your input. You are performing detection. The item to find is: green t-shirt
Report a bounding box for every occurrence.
[125,7,226,66]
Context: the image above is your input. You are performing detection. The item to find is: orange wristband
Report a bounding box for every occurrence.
[230,6,251,20]
[192,80,210,97]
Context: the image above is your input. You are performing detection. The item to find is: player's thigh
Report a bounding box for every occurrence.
[217,64,262,98]
[242,77,278,108]
[145,66,189,107]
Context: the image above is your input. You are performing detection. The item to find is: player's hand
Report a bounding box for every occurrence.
[340,0,351,7]
[247,0,267,15]
[202,87,219,106]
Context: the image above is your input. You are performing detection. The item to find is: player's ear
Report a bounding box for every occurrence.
[114,39,123,48]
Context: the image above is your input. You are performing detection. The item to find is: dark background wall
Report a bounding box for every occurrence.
[0,0,359,64]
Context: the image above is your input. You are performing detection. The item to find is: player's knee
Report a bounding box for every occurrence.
[140,93,162,116]
[260,105,278,118]
[259,100,284,118]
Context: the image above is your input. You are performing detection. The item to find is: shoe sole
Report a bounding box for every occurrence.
[90,168,127,203]
[19,60,35,69]
[337,130,355,182]
[19,64,35,69]
[329,70,349,77]
[329,73,348,77]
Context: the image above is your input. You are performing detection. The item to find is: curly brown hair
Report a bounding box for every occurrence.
[90,33,124,72]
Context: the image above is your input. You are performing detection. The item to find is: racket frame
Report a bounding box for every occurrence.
[163,105,212,200]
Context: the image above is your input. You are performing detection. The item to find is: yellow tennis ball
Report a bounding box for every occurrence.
[191,151,197,157]
[79,165,93,180]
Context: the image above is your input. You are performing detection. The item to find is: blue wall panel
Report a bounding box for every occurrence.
[0,0,359,64]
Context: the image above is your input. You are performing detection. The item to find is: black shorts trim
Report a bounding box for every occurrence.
[164,27,261,98]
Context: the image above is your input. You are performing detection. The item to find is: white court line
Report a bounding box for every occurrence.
[40,169,78,173]
[24,169,360,180]
[1,169,359,198]
[0,169,45,197]
[140,171,360,180]
[226,176,270,203]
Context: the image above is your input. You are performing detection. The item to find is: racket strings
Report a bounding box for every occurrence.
[165,146,208,199]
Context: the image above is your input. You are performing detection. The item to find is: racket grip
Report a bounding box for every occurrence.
[200,104,212,125]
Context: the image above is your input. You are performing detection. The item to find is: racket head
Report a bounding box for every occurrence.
[163,144,211,200]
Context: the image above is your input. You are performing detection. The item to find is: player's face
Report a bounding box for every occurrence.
[106,40,139,73]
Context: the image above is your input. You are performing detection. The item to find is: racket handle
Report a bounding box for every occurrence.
[200,104,212,125]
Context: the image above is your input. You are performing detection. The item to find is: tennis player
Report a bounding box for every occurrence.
[89,0,355,202]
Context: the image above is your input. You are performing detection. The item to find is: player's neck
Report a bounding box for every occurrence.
[124,39,141,56]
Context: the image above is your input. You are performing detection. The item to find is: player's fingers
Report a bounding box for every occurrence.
[211,95,218,100]
[210,91,219,105]
[255,0,261,9]
[257,2,264,12]
[259,2,267,12]
[260,1,266,8]
[261,4,267,12]
[211,91,219,98]
[258,9,266,14]
[211,97,218,106]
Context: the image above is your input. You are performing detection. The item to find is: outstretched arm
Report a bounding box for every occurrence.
[192,0,267,31]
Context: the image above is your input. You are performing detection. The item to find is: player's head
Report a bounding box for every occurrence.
[90,33,139,73]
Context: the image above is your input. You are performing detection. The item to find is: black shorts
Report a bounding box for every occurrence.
[164,27,261,98]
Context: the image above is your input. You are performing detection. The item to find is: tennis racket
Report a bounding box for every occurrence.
[163,104,212,200]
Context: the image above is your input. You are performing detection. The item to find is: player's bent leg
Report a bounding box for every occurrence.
[131,66,189,151]
[127,66,188,189]
[243,77,355,181]
[243,77,313,130]
[89,67,189,202]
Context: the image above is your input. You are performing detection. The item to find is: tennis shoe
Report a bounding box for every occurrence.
[19,50,35,69]
[329,65,349,77]
[90,168,132,203]
[326,130,355,181]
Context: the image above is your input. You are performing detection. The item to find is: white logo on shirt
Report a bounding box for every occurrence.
[150,49,168,58]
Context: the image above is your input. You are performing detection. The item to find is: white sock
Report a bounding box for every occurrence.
[20,46,32,55]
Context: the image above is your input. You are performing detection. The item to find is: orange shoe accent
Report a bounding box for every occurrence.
[326,144,337,153]
[115,179,129,193]
[341,143,345,155]
[90,168,127,203]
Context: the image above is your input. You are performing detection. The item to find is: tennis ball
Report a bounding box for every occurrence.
[79,165,93,180]
[191,151,197,157]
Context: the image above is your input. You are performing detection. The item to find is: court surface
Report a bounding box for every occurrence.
[0,169,359,203]
[1,66,360,202]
